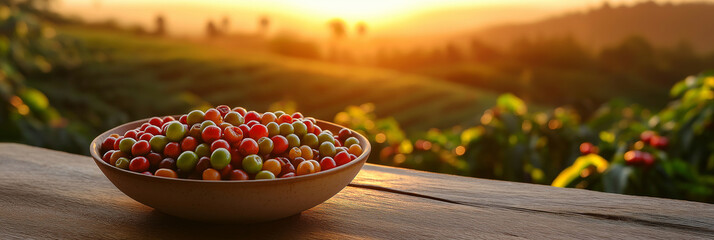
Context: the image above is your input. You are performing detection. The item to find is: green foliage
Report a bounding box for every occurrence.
[0,4,88,152]
[337,73,714,203]
[334,103,469,175]
[567,73,714,202]
[0,6,198,154]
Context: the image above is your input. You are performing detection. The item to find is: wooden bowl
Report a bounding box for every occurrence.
[89,118,371,223]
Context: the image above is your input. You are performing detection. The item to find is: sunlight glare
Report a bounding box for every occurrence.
[284,0,418,22]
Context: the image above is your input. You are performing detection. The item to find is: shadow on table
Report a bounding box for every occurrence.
[138,209,335,238]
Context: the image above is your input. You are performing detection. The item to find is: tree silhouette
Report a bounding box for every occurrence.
[258,15,270,35]
[356,21,367,36]
[445,43,461,62]
[221,16,230,34]
[154,14,166,36]
[470,39,501,62]
[328,18,346,39]
[206,20,219,38]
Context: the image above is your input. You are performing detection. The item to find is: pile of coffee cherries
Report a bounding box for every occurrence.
[99,105,363,180]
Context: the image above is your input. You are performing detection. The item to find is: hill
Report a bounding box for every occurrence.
[474,1,714,53]
[55,27,500,133]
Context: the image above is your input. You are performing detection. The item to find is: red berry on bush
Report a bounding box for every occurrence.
[624,150,643,166]
[131,140,151,156]
[224,126,244,144]
[239,138,259,156]
[129,156,150,172]
[149,117,163,127]
[202,125,222,143]
[181,136,199,152]
[249,124,269,139]
[101,137,117,152]
[641,152,655,167]
[579,142,598,155]
[640,131,656,144]
[164,142,182,159]
[650,136,669,149]
[211,139,231,152]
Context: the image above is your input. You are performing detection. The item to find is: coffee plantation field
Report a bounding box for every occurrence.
[61,27,500,133]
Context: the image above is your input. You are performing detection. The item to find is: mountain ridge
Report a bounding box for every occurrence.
[473,1,714,52]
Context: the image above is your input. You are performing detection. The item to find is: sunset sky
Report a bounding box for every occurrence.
[56,0,712,38]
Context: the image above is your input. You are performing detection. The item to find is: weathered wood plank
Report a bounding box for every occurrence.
[353,165,714,234]
[0,143,712,239]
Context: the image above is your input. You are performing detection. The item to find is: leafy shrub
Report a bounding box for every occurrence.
[336,72,714,203]
[0,6,199,154]
[558,72,714,202]
[0,4,89,152]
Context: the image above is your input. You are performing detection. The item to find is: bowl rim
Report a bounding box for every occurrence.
[90,116,371,185]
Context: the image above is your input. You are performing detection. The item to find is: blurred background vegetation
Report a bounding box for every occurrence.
[1,0,713,203]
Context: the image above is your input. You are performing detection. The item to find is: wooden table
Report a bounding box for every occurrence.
[1,143,713,239]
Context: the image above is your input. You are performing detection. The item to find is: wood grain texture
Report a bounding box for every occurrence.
[1,143,713,239]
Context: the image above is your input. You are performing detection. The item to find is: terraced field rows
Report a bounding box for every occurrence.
[67,28,499,132]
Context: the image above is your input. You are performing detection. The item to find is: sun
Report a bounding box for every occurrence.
[281,0,419,23]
